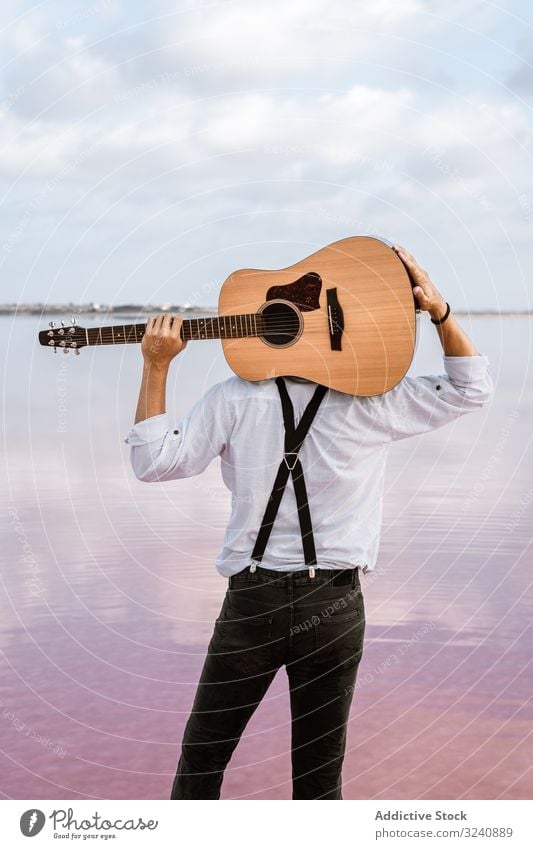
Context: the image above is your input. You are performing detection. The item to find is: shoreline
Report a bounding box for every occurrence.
[0,305,530,318]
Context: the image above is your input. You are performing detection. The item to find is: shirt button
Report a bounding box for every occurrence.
[436,384,441,391]
[173,429,179,435]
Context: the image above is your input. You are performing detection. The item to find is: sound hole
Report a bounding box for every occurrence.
[259,300,302,348]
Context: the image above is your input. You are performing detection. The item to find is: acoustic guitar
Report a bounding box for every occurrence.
[38,236,418,396]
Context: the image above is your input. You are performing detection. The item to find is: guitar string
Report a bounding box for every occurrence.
[79,327,332,343]
[96,319,304,331]
[79,332,308,343]
[80,318,315,341]
[83,320,302,329]
[82,331,319,343]
[82,323,304,333]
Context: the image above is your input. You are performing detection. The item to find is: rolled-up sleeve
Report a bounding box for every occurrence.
[124,381,232,481]
[370,354,494,442]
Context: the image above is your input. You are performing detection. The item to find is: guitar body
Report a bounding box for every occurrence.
[218,236,417,396]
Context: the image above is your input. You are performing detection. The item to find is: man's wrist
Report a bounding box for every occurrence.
[142,358,171,375]
[429,298,448,322]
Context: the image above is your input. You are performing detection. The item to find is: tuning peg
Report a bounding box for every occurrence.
[71,316,77,325]
[49,321,56,328]
[62,347,69,354]
[74,348,80,356]
[60,320,65,327]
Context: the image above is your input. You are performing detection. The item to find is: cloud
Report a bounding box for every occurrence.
[0,0,531,309]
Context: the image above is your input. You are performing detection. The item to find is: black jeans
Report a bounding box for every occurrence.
[170,565,365,800]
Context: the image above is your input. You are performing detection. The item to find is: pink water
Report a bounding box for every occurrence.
[1,315,532,799]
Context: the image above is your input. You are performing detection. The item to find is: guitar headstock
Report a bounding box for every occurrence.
[38,318,86,354]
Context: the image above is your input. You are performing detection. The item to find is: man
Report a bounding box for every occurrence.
[124,244,494,800]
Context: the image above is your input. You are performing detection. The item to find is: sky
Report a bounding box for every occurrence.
[0,0,532,310]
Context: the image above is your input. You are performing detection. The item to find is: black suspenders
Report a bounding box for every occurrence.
[249,377,328,578]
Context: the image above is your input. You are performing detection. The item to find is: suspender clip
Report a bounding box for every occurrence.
[308,565,316,579]
[249,560,259,573]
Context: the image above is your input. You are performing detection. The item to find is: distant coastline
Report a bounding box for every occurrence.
[0,303,530,317]
[0,303,216,317]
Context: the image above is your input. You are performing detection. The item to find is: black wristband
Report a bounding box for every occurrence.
[430,301,451,325]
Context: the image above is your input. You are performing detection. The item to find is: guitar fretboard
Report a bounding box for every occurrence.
[85,314,264,346]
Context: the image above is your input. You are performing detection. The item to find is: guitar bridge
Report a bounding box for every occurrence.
[327,288,344,351]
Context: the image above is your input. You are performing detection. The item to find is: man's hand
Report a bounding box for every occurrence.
[134,314,187,424]
[141,313,187,368]
[392,244,447,321]
[392,243,479,355]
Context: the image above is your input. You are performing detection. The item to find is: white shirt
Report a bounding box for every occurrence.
[124,355,494,577]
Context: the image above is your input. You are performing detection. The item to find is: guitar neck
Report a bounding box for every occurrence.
[85,314,263,346]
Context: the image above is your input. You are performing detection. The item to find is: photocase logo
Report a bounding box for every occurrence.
[20,809,46,837]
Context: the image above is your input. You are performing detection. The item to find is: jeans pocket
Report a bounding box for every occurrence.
[214,596,273,677]
[314,600,365,671]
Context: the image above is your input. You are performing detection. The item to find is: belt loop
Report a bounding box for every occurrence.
[351,568,356,589]
[229,575,233,589]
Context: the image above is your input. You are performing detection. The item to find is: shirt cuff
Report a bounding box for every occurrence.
[443,353,490,386]
[124,413,170,447]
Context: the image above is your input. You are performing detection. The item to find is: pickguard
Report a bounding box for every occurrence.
[265,272,322,311]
